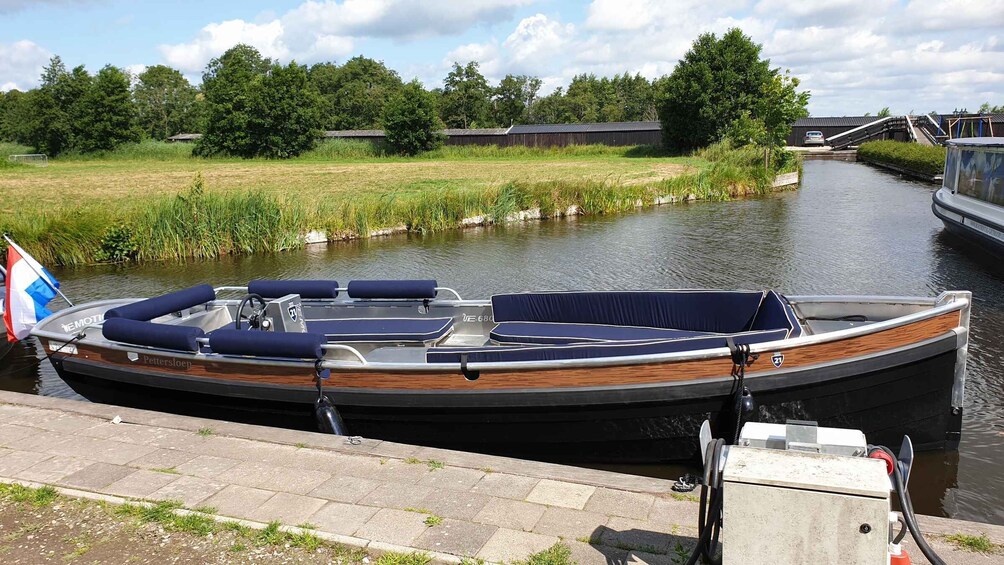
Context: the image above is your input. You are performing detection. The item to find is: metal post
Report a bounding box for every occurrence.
[2,234,74,306]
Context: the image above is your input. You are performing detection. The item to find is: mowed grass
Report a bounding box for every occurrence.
[0,140,788,265]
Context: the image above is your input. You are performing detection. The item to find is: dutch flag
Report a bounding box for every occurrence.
[3,241,60,342]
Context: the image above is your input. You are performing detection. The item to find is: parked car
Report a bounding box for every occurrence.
[804,131,826,146]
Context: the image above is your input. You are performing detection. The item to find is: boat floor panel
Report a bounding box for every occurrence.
[366,346,430,363]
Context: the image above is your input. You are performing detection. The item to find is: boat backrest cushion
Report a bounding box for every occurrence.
[105,284,216,321]
[102,317,205,352]
[749,290,802,337]
[491,291,765,334]
[427,328,789,364]
[347,280,438,299]
[249,279,339,299]
[209,329,324,359]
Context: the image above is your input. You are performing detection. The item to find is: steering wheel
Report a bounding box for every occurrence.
[235,293,268,330]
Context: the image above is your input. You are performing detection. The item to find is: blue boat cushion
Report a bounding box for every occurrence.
[307,317,454,342]
[347,280,438,299]
[749,290,802,337]
[209,329,324,359]
[105,284,216,321]
[248,280,339,299]
[490,322,712,345]
[427,329,790,364]
[102,317,205,352]
[491,291,766,334]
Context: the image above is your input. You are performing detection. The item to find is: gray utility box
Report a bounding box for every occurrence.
[722,440,890,563]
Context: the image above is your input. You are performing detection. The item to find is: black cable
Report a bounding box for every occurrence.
[893,515,908,544]
[686,438,724,565]
[873,446,947,565]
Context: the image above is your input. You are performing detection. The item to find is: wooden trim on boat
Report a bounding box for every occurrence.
[53,310,962,391]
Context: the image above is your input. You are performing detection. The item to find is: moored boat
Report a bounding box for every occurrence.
[30,280,971,463]
[932,137,1004,259]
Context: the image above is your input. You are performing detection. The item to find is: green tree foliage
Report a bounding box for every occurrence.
[524,73,657,125]
[309,57,403,130]
[657,28,809,152]
[133,65,203,139]
[74,65,142,152]
[979,102,1003,114]
[23,57,93,155]
[876,106,892,117]
[247,62,323,158]
[492,74,541,126]
[383,79,443,155]
[440,61,492,128]
[196,44,322,158]
[0,90,33,143]
[196,44,271,157]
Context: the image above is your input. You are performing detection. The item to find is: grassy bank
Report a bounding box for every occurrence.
[1,141,797,265]
[858,140,946,178]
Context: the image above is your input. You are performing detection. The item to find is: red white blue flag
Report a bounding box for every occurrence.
[3,242,59,342]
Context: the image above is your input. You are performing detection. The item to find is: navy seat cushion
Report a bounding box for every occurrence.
[427,328,789,364]
[750,290,802,337]
[209,330,324,359]
[491,291,765,334]
[249,280,339,299]
[307,317,454,342]
[105,284,216,321]
[102,318,205,352]
[347,280,438,299]
[490,321,711,345]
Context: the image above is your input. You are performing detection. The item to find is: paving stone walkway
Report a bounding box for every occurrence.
[0,391,1001,564]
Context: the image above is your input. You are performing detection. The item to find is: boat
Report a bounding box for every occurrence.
[30,280,971,463]
[932,137,1004,258]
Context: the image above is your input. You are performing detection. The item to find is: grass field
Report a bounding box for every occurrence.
[0,140,794,265]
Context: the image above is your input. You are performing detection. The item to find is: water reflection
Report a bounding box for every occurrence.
[1,160,1002,524]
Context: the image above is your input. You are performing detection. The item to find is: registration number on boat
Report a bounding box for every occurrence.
[48,341,77,355]
[964,217,1004,242]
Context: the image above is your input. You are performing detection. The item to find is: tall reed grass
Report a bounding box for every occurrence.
[1,142,795,266]
[858,140,946,177]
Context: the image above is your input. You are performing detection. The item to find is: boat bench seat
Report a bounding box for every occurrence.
[490,321,711,345]
[490,289,801,341]
[307,317,454,343]
[427,328,790,364]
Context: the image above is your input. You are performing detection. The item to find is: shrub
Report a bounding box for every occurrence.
[858,140,946,177]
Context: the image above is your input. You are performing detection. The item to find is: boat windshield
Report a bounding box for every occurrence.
[956,147,1004,206]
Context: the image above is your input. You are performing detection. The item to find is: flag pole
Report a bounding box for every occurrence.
[2,234,74,307]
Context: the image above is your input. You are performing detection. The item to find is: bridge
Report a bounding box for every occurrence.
[792,113,1000,150]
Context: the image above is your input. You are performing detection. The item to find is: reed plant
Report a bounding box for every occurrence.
[1,141,794,266]
[858,140,946,177]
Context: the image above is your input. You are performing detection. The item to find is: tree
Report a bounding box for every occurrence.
[309,57,404,130]
[440,61,491,128]
[657,28,808,151]
[75,65,141,152]
[0,90,33,143]
[876,106,892,117]
[383,79,443,155]
[491,74,541,126]
[530,88,575,124]
[195,44,271,157]
[246,62,323,158]
[24,56,88,155]
[195,45,322,158]
[133,65,202,139]
[979,102,1004,114]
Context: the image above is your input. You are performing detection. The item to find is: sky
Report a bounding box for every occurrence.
[0,0,1002,117]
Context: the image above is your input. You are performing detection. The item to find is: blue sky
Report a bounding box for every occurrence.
[1,0,1002,116]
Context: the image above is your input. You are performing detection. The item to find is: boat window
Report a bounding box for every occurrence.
[957,149,1004,206]
[944,147,960,192]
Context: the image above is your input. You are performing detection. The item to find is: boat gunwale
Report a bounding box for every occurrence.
[31,292,970,374]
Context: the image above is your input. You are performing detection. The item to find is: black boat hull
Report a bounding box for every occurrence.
[51,333,962,463]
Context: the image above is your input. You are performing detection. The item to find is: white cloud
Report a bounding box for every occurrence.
[161,0,534,75]
[160,19,290,73]
[0,39,51,91]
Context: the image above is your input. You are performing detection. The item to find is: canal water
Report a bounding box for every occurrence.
[2,160,1003,525]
